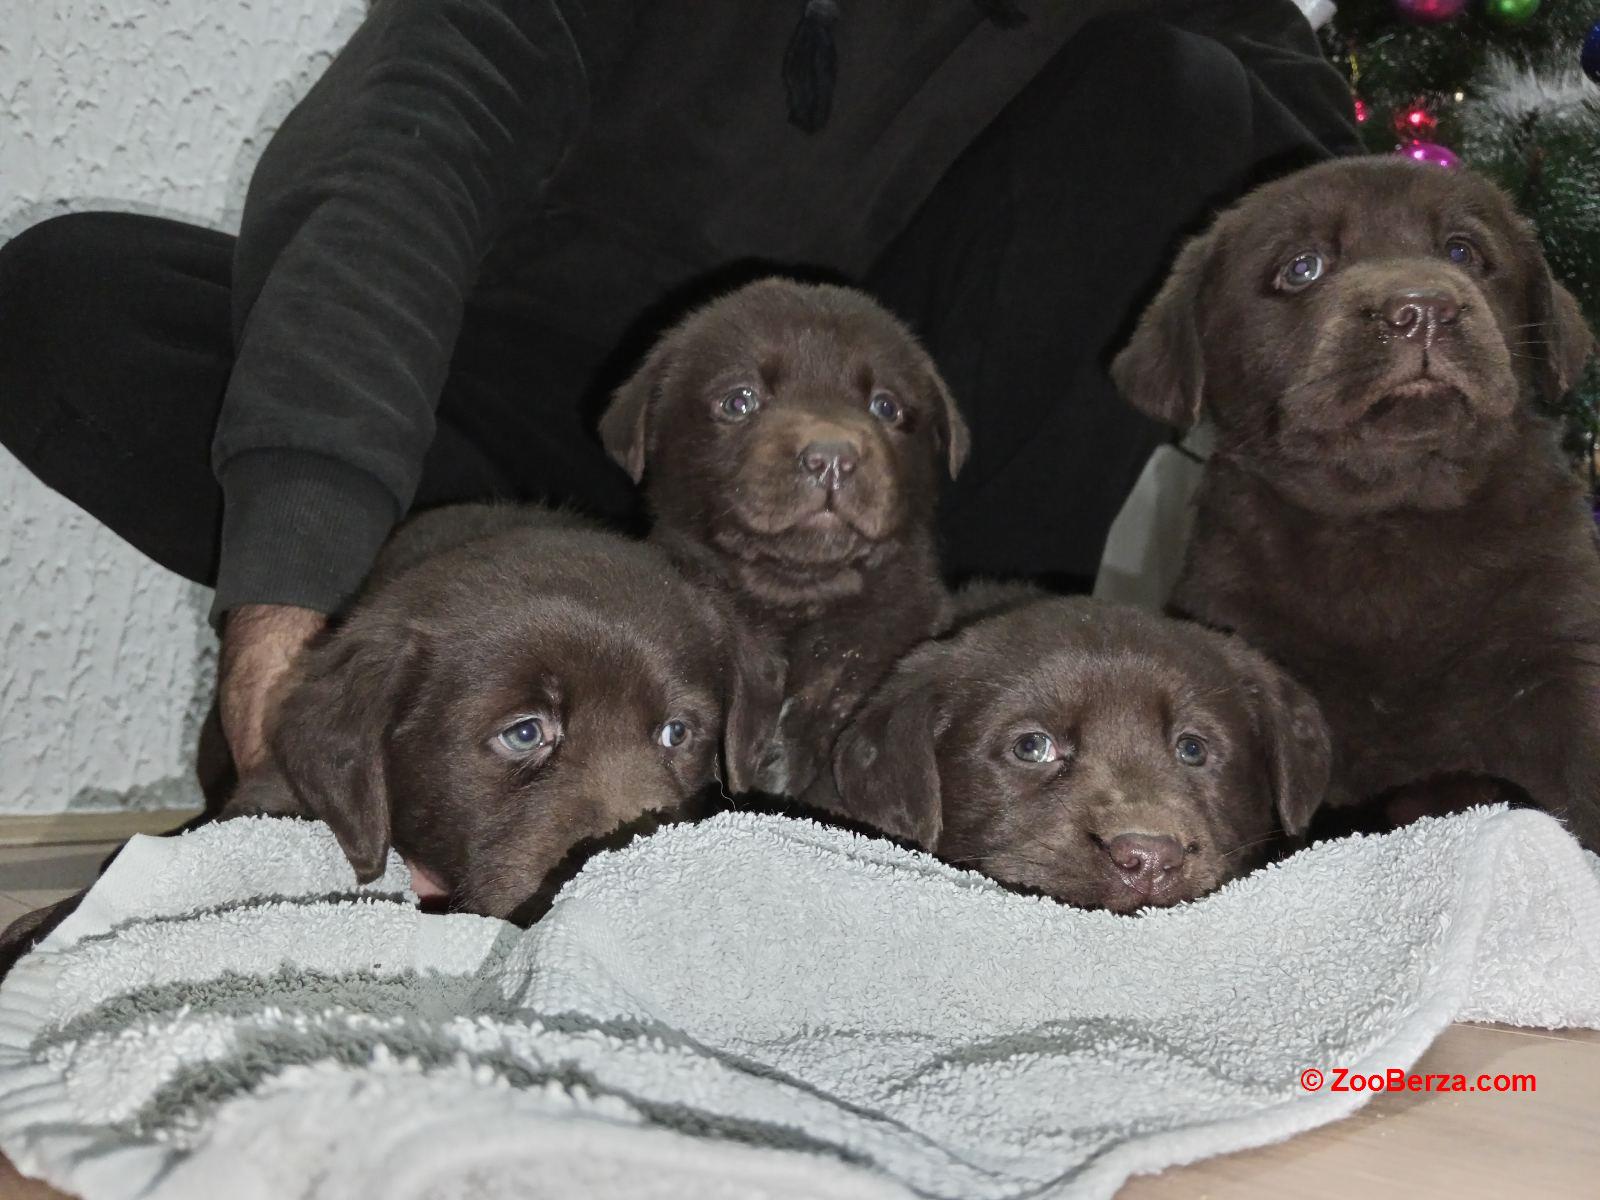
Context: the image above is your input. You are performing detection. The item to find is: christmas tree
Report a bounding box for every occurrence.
[1321,0,1600,494]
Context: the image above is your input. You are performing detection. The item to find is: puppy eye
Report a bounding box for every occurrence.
[1444,236,1480,270]
[657,719,690,749]
[497,717,546,755]
[1175,734,1208,767]
[1276,251,1325,291]
[719,386,760,419]
[1012,732,1058,764]
[867,391,902,425]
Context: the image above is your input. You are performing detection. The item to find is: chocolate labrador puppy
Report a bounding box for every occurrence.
[221,504,771,921]
[829,595,1331,912]
[601,278,969,797]
[1113,158,1600,848]
[0,506,769,973]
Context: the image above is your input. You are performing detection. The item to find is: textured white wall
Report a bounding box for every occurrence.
[0,0,363,813]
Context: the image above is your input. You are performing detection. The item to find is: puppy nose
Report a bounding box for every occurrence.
[1103,833,1186,890]
[799,440,859,485]
[1380,290,1459,338]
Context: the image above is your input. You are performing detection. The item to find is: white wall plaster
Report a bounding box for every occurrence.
[0,0,363,812]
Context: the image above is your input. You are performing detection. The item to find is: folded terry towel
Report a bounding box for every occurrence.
[1,807,1597,1200]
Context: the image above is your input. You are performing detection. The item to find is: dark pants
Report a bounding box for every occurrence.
[0,14,1348,596]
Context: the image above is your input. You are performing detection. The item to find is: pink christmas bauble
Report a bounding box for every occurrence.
[1397,139,1461,169]
[1393,0,1468,22]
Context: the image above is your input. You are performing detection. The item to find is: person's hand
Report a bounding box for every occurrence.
[219,603,328,775]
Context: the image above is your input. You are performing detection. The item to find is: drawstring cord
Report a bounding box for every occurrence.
[784,1,1028,134]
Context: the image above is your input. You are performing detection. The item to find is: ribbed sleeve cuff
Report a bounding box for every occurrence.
[209,450,400,627]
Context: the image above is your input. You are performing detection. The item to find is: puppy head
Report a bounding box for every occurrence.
[833,598,1330,913]
[601,279,968,590]
[1113,158,1596,515]
[269,527,769,919]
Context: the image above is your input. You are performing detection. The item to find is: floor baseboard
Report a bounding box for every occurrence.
[0,809,204,848]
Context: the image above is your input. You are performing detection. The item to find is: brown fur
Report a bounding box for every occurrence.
[828,595,1331,912]
[601,278,969,797]
[222,504,776,920]
[1112,158,1600,849]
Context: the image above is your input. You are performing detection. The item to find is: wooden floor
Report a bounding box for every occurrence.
[1,841,1597,1199]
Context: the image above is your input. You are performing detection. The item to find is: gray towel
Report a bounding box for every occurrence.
[1,806,1597,1199]
[1092,425,1213,612]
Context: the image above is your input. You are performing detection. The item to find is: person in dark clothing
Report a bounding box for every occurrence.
[0,0,1359,778]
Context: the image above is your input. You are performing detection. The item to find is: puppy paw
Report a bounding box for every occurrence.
[753,742,792,797]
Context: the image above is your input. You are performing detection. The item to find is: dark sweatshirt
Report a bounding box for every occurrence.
[210,0,1352,622]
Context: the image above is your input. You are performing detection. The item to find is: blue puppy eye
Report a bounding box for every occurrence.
[1279,251,1324,289]
[497,718,545,754]
[1444,237,1478,268]
[1175,735,1208,767]
[657,719,689,749]
[720,386,760,418]
[868,391,901,424]
[1013,732,1057,764]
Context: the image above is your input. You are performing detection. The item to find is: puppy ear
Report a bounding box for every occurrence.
[720,626,787,796]
[1219,637,1332,837]
[923,366,971,479]
[831,651,946,848]
[600,342,671,483]
[1531,272,1596,403]
[1111,230,1215,428]
[269,618,423,882]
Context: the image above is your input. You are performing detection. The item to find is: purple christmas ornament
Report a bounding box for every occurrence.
[1393,0,1468,22]
[1397,139,1461,169]
[1582,20,1600,86]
